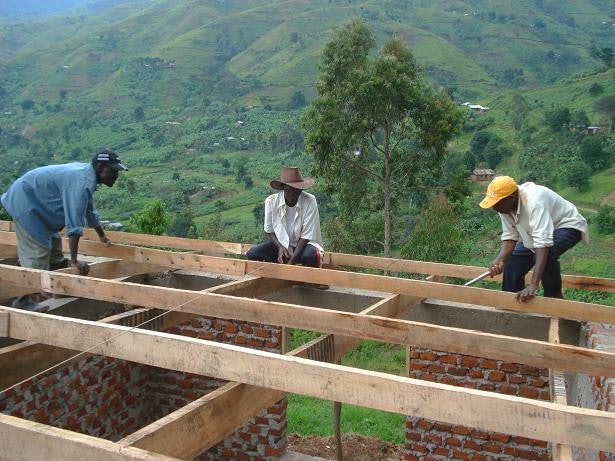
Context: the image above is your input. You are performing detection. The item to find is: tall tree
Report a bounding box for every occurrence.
[302,20,462,257]
[595,95,615,133]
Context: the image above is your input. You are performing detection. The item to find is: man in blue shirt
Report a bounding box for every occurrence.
[1,150,128,311]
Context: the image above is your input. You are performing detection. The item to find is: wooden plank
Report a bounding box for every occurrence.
[0,243,17,259]
[4,307,615,451]
[120,382,285,459]
[1,266,614,377]
[1,224,614,291]
[0,312,7,337]
[548,318,572,461]
[124,293,418,458]
[0,413,180,461]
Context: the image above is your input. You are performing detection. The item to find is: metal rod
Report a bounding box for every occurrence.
[464,270,491,287]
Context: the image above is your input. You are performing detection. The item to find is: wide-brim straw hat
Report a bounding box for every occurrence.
[270,167,315,190]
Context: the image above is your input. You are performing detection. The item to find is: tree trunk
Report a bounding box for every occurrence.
[383,130,392,259]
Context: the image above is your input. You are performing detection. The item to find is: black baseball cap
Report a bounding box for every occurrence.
[92,150,128,171]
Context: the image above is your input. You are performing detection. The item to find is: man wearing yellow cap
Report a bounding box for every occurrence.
[480,176,588,301]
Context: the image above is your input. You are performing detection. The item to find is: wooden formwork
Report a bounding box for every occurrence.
[0,220,614,460]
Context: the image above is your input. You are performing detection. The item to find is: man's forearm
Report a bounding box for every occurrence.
[288,238,309,264]
[496,240,516,263]
[530,247,549,286]
[268,232,284,249]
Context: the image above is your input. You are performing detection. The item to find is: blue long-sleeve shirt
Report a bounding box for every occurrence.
[1,163,101,248]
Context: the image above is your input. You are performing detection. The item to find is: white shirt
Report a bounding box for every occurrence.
[264,191,324,252]
[499,182,589,249]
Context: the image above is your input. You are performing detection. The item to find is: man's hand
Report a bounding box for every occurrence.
[516,283,538,302]
[99,235,111,244]
[277,247,290,264]
[69,260,90,276]
[488,260,504,277]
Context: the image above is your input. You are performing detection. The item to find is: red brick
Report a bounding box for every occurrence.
[421,374,437,382]
[503,447,519,456]
[538,390,551,400]
[478,383,495,391]
[264,447,283,457]
[429,364,445,374]
[470,429,490,440]
[224,324,239,334]
[452,425,470,436]
[410,351,419,358]
[181,329,198,338]
[435,447,450,457]
[463,439,482,450]
[499,362,519,373]
[406,420,415,429]
[403,454,419,461]
[480,358,498,369]
[470,454,487,461]
[445,437,462,447]
[411,443,428,453]
[529,438,548,448]
[411,363,429,372]
[512,436,530,444]
[461,357,479,368]
[488,371,506,382]
[468,369,484,379]
[518,448,539,460]
[406,431,422,442]
[482,443,502,453]
[440,354,458,365]
[509,374,526,384]
[519,365,541,376]
[424,434,442,444]
[453,450,470,460]
[519,387,539,399]
[448,367,468,376]
[499,385,517,395]
[441,376,460,386]
[530,379,547,388]
[197,331,214,340]
[417,420,434,431]
[241,324,253,334]
[490,433,510,443]
[434,422,452,432]
[235,335,248,344]
[419,351,438,361]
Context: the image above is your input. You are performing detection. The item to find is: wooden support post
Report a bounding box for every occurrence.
[0,413,180,461]
[549,318,572,461]
[3,307,615,452]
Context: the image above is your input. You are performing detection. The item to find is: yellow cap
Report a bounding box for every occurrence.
[479,176,517,208]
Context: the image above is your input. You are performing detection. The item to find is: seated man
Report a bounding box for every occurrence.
[479,175,588,302]
[247,167,324,268]
[1,150,128,311]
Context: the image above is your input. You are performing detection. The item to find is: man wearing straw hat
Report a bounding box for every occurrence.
[247,167,325,268]
[479,176,588,302]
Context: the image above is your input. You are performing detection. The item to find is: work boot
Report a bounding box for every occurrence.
[11,295,49,313]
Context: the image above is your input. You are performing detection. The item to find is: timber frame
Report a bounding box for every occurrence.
[0,220,614,460]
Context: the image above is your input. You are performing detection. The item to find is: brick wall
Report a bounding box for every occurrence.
[573,323,615,461]
[1,312,287,460]
[404,347,550,461]
[164,315,287,460]
[0,356,154,441]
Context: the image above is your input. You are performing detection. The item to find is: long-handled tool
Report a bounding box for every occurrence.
[464,270,491,287]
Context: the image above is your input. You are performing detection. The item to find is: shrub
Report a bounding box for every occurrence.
[594,205,615,235]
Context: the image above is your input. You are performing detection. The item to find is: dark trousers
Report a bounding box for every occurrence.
[502,228,582,297]
[246,241,321,267]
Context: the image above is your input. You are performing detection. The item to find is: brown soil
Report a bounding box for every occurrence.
[287,433,405,461]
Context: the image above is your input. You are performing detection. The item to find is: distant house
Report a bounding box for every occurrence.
[468,104,490,113]
[587,126,602,135]
[471,168,496,182]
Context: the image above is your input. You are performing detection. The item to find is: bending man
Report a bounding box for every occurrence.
[479,176,588,302]
[1,150,128,310]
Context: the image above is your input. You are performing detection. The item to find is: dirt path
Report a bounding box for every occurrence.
[287,434,405,461]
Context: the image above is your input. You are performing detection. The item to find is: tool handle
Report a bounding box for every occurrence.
[463,270,491,287]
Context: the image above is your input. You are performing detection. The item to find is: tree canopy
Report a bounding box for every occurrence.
[302,20,462,257]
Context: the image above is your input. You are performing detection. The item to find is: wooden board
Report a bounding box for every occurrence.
[4,307,615,451]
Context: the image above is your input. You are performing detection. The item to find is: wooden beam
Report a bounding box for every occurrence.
[0,413,180,461]
[0,243,17,259]
[1,224,614,291]
[122,293,412,458]
[0,235,604,323]
[1,266,614,377]
[4,307,615,451]
[0,312,7,337]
